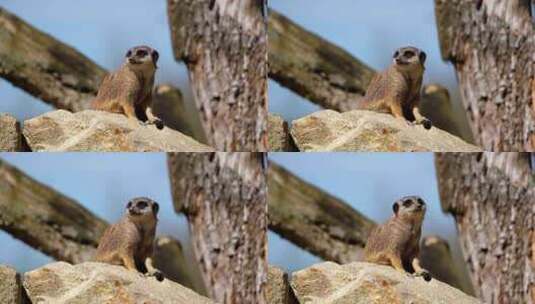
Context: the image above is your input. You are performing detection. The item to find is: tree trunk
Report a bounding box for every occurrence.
[168,152,268,304]
[435,152,535,303]
[168,0,268,151]
[435,0,535,151]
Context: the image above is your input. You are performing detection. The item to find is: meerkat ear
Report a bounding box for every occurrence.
[152,202,159,215]
[392,202,399,215]
[419,51,427,64]
[152,50,159,63]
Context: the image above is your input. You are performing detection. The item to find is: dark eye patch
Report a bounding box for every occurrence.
[393,50,400,58]
[152,50,159,62]
[137,201,148,209]
[417,198,424,205]
[404,50,415,58]
[152,202,159,214]
[126,50,133,57]
[402,199,412,207]
[127,201,133,208]
[136,49,148,57]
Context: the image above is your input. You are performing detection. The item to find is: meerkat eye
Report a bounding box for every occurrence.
[127,201,133,208]
[393,50,400,58]
[136,49,148,57]
[404,50,415,58]
[137,201,148,209]
[417,198,425,205]
[152,202,159,214]
[126,50,133,57]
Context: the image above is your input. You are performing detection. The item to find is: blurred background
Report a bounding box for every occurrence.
[1,1,468,136]
[0,153,194,273]
[0,0,195,124]
[268,152,469,281]
[269,0,472,140]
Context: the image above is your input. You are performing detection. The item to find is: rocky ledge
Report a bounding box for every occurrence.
[22,110,212,152]
[290,110,481,152]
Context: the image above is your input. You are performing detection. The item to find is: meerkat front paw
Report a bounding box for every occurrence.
[421,118,432,130]
[411,270,432,281]
[145,270,164,281]
[152,118,164,130]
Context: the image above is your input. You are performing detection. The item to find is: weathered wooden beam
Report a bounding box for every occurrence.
[0,7,105,111]
[268,162,375,263]
[168,0,268,151]
[0,159,199,290]
[268,10,374,112]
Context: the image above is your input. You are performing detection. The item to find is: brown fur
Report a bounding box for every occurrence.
[91,45,163,129]
[358,46,432,129]
[94,197,163,280]
[364,196,431,281]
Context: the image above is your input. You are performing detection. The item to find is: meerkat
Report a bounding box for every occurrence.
[91,45,164,130]
[94,197,164,281]
[358,46,432,130]
[364,195,431,281]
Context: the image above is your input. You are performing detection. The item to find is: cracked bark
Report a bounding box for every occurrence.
[0,159,200,291]
[435,152,535,303]
[435,0,535,151]
[168,0,268,151]
[168,152,268,304]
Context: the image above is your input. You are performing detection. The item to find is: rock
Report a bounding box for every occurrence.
[0,265,22,304]
[290,110,481,152]
[290,262,481,304]
[267,266,296,304]
[23,262,214,304]
[269,114,295,152]
[22,110,213,152]
[0,114,22,151]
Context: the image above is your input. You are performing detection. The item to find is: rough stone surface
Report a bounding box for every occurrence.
[269,114,294,152]
[22,110,213,152]
[290,110,481,152]
[23,262,214,304]
[267,266,296,304]
[0,114,22,151]
[290,262,481,304]
[0,265,22,304]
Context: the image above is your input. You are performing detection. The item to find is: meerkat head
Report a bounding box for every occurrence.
[392,46,426,72]
[392,195,426,223]
[125,197,159,222]
[125,45,159,70]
